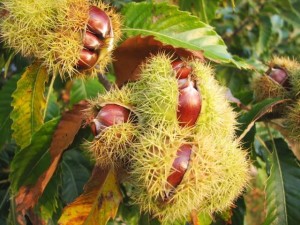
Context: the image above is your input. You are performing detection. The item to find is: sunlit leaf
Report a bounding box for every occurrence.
[59,168,122,225]
[10,63,49,149]
[122,2,250,68]
[264,139,300,225]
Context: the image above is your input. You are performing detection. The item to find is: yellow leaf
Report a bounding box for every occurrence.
[10,62,48,149]
[59,167,122,225]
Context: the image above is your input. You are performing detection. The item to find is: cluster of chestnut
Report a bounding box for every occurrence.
[1,0,120,78]
[77,6,113,71]
[86,54,249,224]
[253,57,300,143]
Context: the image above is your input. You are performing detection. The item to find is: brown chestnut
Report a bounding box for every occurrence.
[83,31,104,51]
[268,67,289,87]
[91,104,131,135]
[77,49,98,70]
[88,6,111,39]
[177,80,202,127]
[164,144,192,200]
[172,60,192,79]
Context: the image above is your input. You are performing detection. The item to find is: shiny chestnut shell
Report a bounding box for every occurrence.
[83,31,104,51]
[166,144,192,189]
[268,67,289,87]
[77,49,98,70]
[88,6,111,39]
[97,104,131,128]
[177,80,202,127]
[172,61,192,79]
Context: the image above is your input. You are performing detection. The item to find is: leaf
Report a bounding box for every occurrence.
[0,75,19,149]
[10,118,60,193]
[61,149,92,204]
[10,63,49,149]
[269,123,300,161]
[36,168,61,221]
[197,212,212,225]
[257,16,272,55]
[237,98,289,142]
[122,2,250,68]
[14,101,88,215]
[70,78,105,106]
[113,35,205,85]
[58,167,122,225]
[264,138,300,225]
[274,0,300,27]
[179,0,221,23]
[44,92,61,122]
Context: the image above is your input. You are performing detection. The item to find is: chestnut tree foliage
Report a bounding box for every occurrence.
[1,0,300,225]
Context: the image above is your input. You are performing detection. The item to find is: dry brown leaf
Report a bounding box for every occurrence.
[113,35,205,86]
[15,101,88,216]
[58,167,122,225]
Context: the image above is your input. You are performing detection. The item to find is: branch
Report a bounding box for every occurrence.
[97,73,112,91]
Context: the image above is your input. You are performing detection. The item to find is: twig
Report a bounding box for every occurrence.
[97,73,112,91]
[0,179,9,185]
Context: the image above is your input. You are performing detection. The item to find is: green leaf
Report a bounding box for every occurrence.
[264,139,300,225]
[45,92,60,122]
[0,75,19,149]
[257,16,272,55]
[36,168,61,221]
[10,63,49,149]
[9,117,60,193]
[237,98,288,142]
[274,0,300,27]
[70,77,105,105]
[198,212,213,225]
[179,0,221,23]
[61,149,92,204]
[121,2,249,68]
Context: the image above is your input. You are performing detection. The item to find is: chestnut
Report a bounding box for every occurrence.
[91,104,131,135]
[88,6,111,39]
[268,67,289,87]
[83,31,104,51]
[164,144,192,200]
[77,49,98,70]
[177,80,202,127]
[172,60,192,79]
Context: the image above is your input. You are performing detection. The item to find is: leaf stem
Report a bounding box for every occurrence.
[43,73,57,121]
